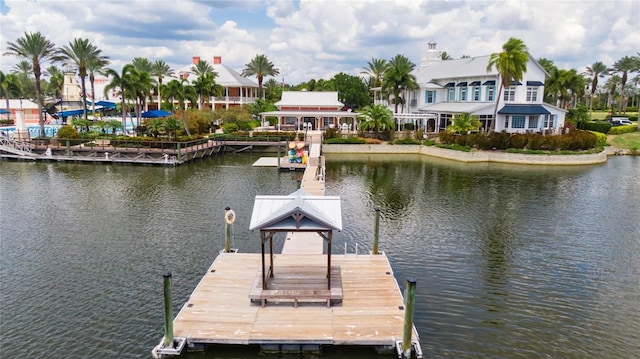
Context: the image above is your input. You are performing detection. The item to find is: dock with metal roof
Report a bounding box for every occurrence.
[153,131,422,358]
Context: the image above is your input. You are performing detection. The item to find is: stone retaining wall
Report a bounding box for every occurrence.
[322,144,608,165]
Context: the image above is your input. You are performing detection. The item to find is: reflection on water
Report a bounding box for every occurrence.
[1,154,639,358]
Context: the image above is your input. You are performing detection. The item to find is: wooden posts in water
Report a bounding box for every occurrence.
[163,272,174,348]
[277,146,281,169]
[224,207,235,253]
[402,279,417,358]
[373,208,380,254]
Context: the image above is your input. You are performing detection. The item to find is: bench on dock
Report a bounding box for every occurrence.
[260,289,332,308]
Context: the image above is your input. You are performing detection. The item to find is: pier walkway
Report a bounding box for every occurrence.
[157,130,422,358]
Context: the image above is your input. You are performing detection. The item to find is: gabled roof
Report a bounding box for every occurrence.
[276,91,344,108]
[174,63,258,88]
[0,99,39,110]
[249,189,342,232]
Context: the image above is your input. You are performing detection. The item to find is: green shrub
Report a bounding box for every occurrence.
[324,136,366,144]
[527,133,545,150]
[222,122,239,134]
[589,131,608,146]
[583,121,612,134]
[509,133,528,149]
[56,125,80,139]
[423,139,436,146]
[608,124,638,135]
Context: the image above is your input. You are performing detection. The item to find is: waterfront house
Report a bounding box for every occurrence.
[259,91,359,131]
[376,41,566,134]
[175,56,259,110]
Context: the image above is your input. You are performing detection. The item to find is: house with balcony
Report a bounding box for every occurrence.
[259,91,358,131]
[176,56,259,110]
[376,41,566,134]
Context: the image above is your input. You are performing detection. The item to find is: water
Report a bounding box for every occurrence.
[1,153,638,358]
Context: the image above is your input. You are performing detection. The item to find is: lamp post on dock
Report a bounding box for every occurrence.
[373,208,380,254]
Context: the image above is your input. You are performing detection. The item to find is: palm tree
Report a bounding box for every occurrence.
[103,64,135,131]
[127,68,152,125]
[446,112,482,134]
[440,52,453,60]
[151,60,174,110]
[192,72,222,110]
[242,54,279,98]
[58,38,108,120]
[361,57,388,102]
[0,71,23,121]
[12,60,33,76]
[165,79,194,136]
[613,56,640,112]
[191,60,216,78]
[605,75,621,110]
[357,103,395,136]
[584,61,609,116]
[131,57,153,74]
[537,57,556,75]
[4,32,59,137]
[486,37,529,132]
[382,54,417,113]
[87,56,110,117]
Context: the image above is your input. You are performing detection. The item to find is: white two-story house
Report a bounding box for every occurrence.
[377,41,566,134]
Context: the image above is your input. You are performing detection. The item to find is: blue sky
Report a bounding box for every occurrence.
[1,0,638,85]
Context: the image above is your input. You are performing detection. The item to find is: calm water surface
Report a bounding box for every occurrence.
[1,153,638,358]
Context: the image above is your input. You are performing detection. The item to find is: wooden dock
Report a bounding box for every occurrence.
[155,130,422,357]
[170,252,419,348]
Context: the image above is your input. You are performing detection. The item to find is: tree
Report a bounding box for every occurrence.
[331,72,372,110]
[382,54,417,113]
[103,64,135,131]
[45,65,63,100]
[0,71,23,121]
[151,60,174,110]
[4,32,58,137]
[357,103,395,136]
[127,67,152,125]
[440,52,453,60]
[263,78,282,102]
[537,57,556,75]
[58,38,108,120]
[242,54,279,98]
[192,72,222,110]
[86,56,110,117]
[486,37,529,132]
[131,57,153,74]
[584,61,609,116]
[446,112,481,134]
[191,60,216,78]
[165,79,195,136]
[613,55,640,112]
[361,57,388,101]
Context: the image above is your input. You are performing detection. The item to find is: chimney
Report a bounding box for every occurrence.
[192,56,200,64]
[213,56,222,64]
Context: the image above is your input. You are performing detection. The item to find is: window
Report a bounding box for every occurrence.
[504,116,509,129]
[526,87,538,102]
[504,86,516,101]
[459,87,467,101]
[543,115,556,128]
[323,117,333,128]
[473,86,480,101]
[512,115,525,128]
[528,115,539,129]
[425,90,436,103]
[447,88,455,101]
[284,116,296,125]
[486,86,495,101]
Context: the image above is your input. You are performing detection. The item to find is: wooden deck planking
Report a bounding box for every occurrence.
[171,252,419,347]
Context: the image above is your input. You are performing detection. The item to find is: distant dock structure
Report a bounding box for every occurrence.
[154,131,422,358]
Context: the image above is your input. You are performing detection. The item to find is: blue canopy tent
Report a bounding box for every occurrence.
[0,109,10,114]
[141,110,171,118]
[58,109,85,117]
[95,100,116,108]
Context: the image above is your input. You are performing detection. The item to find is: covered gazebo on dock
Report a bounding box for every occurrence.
[248,189,343,307]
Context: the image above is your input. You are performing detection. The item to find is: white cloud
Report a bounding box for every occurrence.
[1,0,638,84]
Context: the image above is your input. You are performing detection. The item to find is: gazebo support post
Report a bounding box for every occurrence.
[269,232,274,278]
[261,231,267,290]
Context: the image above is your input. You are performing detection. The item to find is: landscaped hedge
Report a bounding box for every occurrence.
[438,130,597,151]
[579,121,612,134]
[608,124,638,135]
[324,136,366,144]
[210,131,303,142]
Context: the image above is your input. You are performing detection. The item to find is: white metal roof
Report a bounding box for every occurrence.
[276,91,344,108]
[0,99,39,110]
[259,110,358,118]
[421,102,495,115]
[249,189,342,232]
[174,63,258,88]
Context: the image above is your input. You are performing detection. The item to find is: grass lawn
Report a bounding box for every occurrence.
[609,131,640,150]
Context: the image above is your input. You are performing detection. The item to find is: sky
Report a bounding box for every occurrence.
[0,0,638,85]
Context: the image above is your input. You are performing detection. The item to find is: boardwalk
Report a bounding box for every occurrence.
[159,131,422,357]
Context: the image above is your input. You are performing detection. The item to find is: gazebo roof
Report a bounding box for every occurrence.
[249,189,342,232]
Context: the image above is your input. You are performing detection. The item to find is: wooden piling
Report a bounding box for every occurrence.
[402,279,416,358]
[373,208,380,254]
[224,207,233,253]
[163,272,174,348]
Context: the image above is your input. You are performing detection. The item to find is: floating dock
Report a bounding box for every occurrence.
[154,131,422,358]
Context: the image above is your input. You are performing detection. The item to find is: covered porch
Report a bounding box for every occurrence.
[259,110,359,132]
